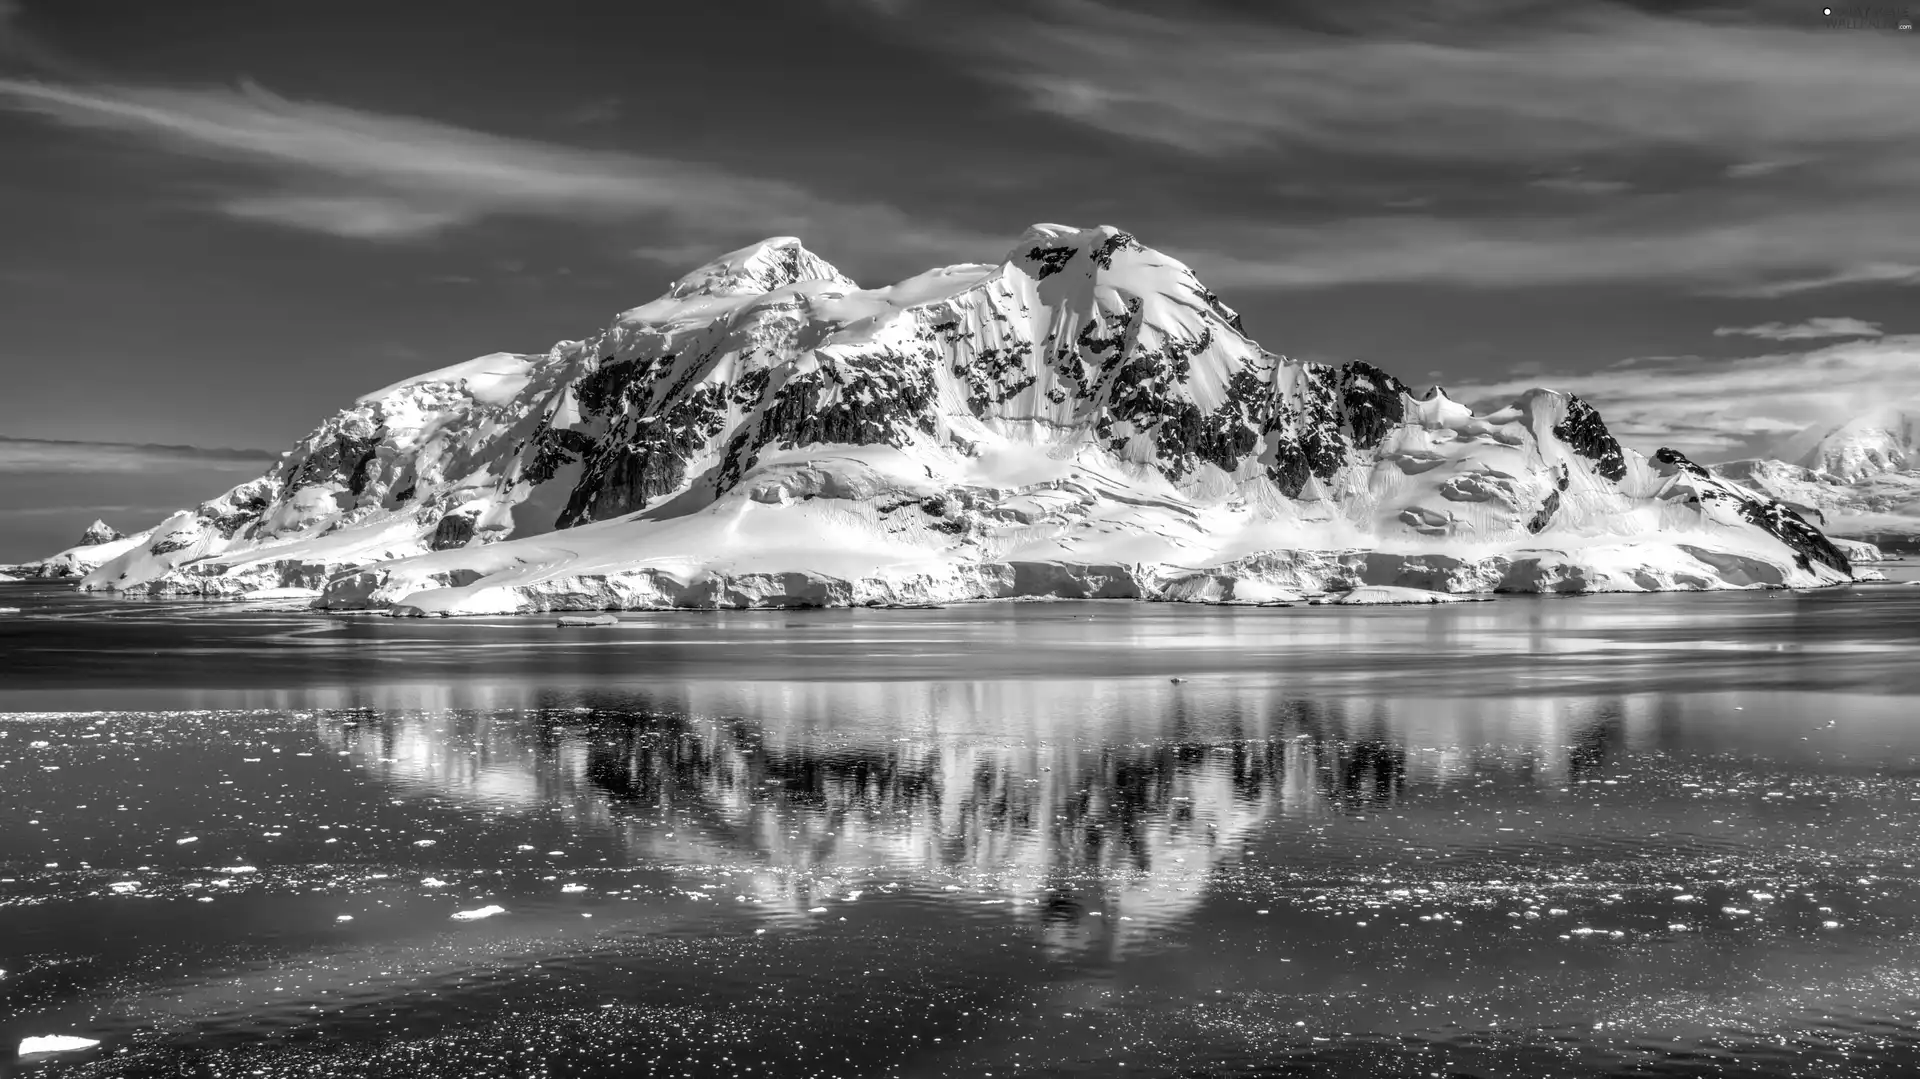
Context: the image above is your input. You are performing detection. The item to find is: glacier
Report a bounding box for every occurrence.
[20,224,1858,613]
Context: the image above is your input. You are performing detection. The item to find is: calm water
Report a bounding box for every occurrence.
[4,575,1920,1077]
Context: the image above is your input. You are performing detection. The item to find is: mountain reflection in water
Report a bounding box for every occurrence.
[314,681,1686,957]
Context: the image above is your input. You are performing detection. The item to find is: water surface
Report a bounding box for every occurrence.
[4,577,1920,1077]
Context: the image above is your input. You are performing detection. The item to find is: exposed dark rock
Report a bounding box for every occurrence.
[149,532,197,555]
[1087,231,1142,270]
[525,426,597,486]
[574,355,664,416]
[1527,490,1561,534]
[563,383,731,526]
[1652,447,1712,479]
[1739,498,1851,575]
[293,429,386,496]
[430,514,476,551]
[1026,245,1078,280]
[1338,362,1410,450]
[207,493,269,539]
[1264,363,1349,498]
[1555,397,1628,482]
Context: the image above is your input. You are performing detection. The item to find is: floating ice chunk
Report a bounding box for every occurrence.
[421,877,449,888]
[561,883,587,893]
[413,839,437,848]
[516,844,536,852]
[174,837,198,844]
[19,1035,100,1056]
[450,905,506,921]
[335,915,353,922]
[1823,920,1842,928]
[808,906,828,913]
[219,866,257,875]
[109,881,139,893]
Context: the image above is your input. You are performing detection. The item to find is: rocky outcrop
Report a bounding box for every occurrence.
[76,519,122,546]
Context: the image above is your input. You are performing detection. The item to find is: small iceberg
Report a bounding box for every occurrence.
[19,1035,101,1057]
[556,613,618,627]
[450,905,507,921]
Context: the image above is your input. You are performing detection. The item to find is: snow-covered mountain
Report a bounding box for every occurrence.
[49,224,1857,612]
[1712,410,1920,554]
[1776,409,1919,482]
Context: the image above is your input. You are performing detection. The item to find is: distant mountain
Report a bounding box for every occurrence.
[32,224,1856,611]
[1774,408,1919,482]
[1713,410,1920,553]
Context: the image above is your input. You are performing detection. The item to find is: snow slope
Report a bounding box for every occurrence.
[57,225,1856,611]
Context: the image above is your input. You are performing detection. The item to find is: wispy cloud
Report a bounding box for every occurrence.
[1155,211,1920,292]
[954,1,1920,163]
[0,435,275,474]
[874,0,1920,294]
[1713,318,1882,341]
[1710,263,1920,299]
[1448,336,1920,459]
[0,76,1001,266]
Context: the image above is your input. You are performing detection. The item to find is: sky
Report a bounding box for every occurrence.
[2,0,1919,559]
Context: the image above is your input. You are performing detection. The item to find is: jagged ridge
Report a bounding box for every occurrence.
[36,224,1857,608]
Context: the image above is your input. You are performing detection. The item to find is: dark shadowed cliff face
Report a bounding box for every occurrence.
[1554,396,1628,482]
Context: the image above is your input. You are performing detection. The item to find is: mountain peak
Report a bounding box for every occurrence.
[663,237,856,300]
[1775,408,1919,481]
[1005,223,1148,280]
